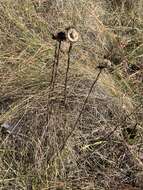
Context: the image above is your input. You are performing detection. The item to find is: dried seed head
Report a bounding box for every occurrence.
[96,59,112,70]
[67,28,79,42]
[104,59,112,68]
[52,31,66,42]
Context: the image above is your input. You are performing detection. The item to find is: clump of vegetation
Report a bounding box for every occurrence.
[0,0,143,189]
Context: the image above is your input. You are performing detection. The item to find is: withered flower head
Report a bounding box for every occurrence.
[52,31,66,42]
[67,28,79,42]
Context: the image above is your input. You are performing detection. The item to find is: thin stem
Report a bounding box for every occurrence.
[64,43,72,105]
[48,68,103,163]
[51,41,61,91]
[50,42,58,87]
[62,69,102,147]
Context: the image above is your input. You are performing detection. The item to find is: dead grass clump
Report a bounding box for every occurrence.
[0,0,143,189]
[105,0,134,11]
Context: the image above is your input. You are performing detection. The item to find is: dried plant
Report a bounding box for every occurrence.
[0,0,143,190]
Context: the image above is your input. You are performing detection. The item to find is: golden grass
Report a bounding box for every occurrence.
[0,0,143,189]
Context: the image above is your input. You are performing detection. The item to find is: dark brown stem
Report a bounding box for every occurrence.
[50,42,58,87]
[62,69,102,147]
[51,41,61,91]
[48,68,103,163]
[64,42,72,105]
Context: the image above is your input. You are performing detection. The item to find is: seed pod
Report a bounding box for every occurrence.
[67,28,79,42]
[52,31,66,42]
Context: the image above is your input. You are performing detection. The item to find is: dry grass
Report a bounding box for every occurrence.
[0,0,143,189]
